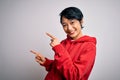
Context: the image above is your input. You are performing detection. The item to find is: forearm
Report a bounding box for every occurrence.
[52,44,96,80]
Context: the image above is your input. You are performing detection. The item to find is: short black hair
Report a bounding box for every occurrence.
[59,7,84,28]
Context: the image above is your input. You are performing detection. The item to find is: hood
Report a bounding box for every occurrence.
[67,35,97,45]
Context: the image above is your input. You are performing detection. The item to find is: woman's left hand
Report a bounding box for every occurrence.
[46,32,60,47]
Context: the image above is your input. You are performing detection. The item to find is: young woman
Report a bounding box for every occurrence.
[31,7,97,80]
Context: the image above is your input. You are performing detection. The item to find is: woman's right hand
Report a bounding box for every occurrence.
[30,50,46,65]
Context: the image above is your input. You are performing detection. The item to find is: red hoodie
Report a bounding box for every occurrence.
[42,35,97,80]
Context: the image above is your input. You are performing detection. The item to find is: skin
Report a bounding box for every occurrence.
[61,16,83,40]
[30,33,60,65]
[30,17,83,65]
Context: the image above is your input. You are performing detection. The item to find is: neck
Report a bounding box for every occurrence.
[72,32,83,40]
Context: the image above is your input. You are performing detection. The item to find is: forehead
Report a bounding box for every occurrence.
[61,17,69,22]
[61,16,78,23]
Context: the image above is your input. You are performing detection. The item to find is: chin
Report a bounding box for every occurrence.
[69,35,77,39]
[69,33,80,40]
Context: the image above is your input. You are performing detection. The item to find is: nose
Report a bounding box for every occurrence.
[67,24,73,31]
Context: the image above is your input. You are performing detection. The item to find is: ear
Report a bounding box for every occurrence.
[80,18,84,25]
[80,18,84,29]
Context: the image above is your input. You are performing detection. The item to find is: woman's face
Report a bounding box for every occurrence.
[61,17,83,40]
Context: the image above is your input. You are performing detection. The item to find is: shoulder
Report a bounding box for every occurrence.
[60,38,69,44]
[81,42,96,53]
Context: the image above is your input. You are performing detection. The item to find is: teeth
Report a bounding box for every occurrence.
[69,31,74,34]
[71,31,74,33]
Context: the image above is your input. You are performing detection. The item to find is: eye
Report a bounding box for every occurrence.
[70,20,75,25]
[71,21,74,24]
[62,23,67,27]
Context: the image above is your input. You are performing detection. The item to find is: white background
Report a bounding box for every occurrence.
[0,0,120,80]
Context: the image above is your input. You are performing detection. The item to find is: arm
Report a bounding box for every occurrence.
[52,43,96,80]
[41,58,54,71]
[30,50,54,72]
[46,32,96,79]
[30,33,60,72]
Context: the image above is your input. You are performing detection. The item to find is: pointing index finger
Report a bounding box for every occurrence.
[30,50,39,55]
[46,32,56,39]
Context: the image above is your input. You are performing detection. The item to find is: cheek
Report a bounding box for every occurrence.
[74,24,81,31]
[63,27,68,33]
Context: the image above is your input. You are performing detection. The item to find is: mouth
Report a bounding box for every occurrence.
[68,31,75,35]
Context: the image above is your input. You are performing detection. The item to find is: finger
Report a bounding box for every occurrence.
[35,58,44,64]
[46,32,56,39]
[35,59,42,64]
[30,50,39,55]
[35,56,41,60]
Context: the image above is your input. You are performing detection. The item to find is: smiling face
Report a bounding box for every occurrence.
[61,16,83,40]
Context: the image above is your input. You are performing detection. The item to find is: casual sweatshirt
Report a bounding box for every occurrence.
[42,35,97,80]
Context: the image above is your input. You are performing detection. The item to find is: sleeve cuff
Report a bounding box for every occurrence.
[41,58,52,67]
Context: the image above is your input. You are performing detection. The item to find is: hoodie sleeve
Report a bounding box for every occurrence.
[41,58,54,71]
[52,42,96,80]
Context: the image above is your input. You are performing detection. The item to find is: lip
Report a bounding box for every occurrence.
[68,31,75,35]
